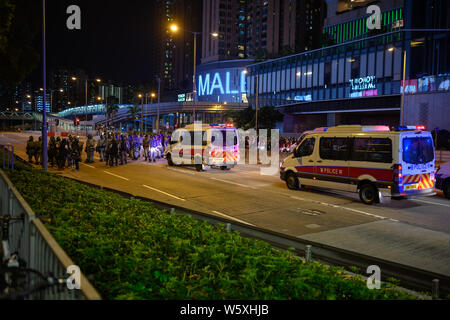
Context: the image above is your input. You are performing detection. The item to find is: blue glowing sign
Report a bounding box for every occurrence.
[198,71,247,97]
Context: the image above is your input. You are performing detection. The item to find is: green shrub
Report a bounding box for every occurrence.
[4,162,417,300]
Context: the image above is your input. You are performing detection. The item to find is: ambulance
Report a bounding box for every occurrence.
[164,123,239,171]
[280,125,436,205]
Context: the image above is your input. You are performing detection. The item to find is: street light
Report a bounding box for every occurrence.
[170,23,201,124]
[71,76,102,135]
[138,94,143,132]
[243,69,259,133]
[388,47,407,125]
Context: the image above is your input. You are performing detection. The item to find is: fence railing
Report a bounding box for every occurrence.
[0,168,101,300]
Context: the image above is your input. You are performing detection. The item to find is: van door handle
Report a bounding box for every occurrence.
[317,160,322,163]
[308,160,314,163]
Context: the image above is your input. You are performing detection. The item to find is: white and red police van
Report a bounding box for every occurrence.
[280,125,436,204]
[165,123,239,171]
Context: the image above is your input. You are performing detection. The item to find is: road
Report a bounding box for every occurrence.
[2,132,450,278]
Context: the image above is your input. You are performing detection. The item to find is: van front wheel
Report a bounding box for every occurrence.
[286,172,299,190]
[359,183,378,205]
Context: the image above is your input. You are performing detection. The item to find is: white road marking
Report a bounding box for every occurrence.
[209,177,255,189]
[81,163,95,169]
[412,199,450,208]
[212,210,255,226]
[142,184,186,201]
[290,195,388,220]
[103,171,130,181]
[167,167,197,175]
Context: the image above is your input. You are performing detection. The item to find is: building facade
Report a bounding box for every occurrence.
[245,0,450,133]
[156,0,203,99]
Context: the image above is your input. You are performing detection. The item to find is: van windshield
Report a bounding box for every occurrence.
[403,137,434,164]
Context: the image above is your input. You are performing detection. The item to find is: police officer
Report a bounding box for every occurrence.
[85,135,95,163]
[48,136,57,167]
[34,137,42,164]
[119,135,128,165]
[97,135,106,162]
[143,135,150,161]
[109,137,119,167]
[71,137,82,171]
[26,136,35,163]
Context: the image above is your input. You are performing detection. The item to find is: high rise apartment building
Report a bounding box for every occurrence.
[201,0,327,62]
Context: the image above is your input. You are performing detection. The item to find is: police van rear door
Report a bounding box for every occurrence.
[400,132,435,193]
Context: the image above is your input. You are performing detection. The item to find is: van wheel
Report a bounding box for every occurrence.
[444,180,450,199]
[195,164,203,172]
[166,154,174,166]
[359,183,378,205]
[286,172,299,190]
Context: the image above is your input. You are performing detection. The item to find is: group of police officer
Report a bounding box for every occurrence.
[26,133,166,171]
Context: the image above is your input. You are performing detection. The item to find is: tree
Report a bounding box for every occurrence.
[106,96,119,128]
[127,105,141,131]
[225,105,284,131]
[257,106,284,130]
[0,0,40,88]
[0,0,15,53]
[224,105,255,130]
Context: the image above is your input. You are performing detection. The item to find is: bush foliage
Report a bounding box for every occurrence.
[5,162,417,300]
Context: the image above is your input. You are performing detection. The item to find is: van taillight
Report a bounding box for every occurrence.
[393,164,402,184]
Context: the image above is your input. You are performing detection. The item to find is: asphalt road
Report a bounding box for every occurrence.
[2,132,450,276]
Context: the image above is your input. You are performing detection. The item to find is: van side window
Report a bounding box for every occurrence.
[320,138,350,160]
[296,138,315,157]
[350,138,392,163]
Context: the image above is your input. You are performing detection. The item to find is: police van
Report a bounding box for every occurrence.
[164,123,239,171]
[280,125,436,205]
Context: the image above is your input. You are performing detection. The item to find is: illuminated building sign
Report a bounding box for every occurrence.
[349,75,378,98]
[178,94,186,102]
[198,71,247,97]
[349,76,376,91]
[294,95,312,102]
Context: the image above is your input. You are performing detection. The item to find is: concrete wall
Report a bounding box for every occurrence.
[404,91,450,131]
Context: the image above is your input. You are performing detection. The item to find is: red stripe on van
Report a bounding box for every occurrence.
[348,167,393,182]
[295,166,315,173]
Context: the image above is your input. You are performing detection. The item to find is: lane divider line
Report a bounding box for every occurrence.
[167,167,196,175]
[209,177,255,189]
[290,195,388,220]
[103,171,130,181]
[81,163,96,169]
[142,184,186,201]
[212,210,255,226]
[412,199,450,208]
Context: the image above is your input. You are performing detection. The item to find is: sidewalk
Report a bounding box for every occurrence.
[299,219,450,276]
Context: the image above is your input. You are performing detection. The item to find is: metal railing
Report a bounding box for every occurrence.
[0,169,101,300]
[1,144,14,170]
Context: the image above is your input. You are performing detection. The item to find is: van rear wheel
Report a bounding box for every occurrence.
[286,172,299,190]
[359,183,378,205]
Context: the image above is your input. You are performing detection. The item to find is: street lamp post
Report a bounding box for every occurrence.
[400,49,407,126]
[156,76,161,132]
[71,77,101,136]
[41,0,48,171]
[138,94,143,133]
[244,69,259,133]
[170,24,216,124]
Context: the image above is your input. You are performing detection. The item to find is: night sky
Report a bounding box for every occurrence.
[31,0,161,86]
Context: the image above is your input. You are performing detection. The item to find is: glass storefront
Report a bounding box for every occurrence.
[246,30,450,108]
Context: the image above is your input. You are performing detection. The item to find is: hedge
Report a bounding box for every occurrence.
[4,161,417,300]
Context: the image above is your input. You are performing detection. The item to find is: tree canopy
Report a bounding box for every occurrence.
[224,105,284,130]
[0,0,40,89]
